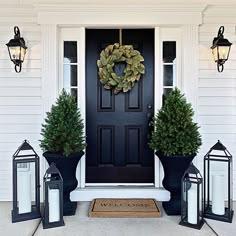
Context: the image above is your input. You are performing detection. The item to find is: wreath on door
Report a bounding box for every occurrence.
[97,43,145,94]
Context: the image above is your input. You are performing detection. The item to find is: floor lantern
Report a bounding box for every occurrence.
[203,140,234,222]
[180,164,204,229]
[43,163,64,229]
[12,140,41,222]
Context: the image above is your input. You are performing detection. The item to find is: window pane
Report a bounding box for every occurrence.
[163,65,173,86]
[162,88,173,104]
[64,41,77,63]
[63,65,77,87]
[71,88,78,104]
[163,41,176,63]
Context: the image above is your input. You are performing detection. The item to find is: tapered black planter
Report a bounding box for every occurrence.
[156,151,195,215]
[43,151,84,216]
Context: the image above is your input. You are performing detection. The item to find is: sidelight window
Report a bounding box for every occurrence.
[63,41,78,103]
[162,41,176,102]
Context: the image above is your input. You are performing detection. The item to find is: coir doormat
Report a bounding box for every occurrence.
[88,198,161,218]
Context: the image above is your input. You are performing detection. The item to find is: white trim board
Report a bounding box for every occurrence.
[40,6,200,200]
[35,4,206,26]
[70,187,170,202]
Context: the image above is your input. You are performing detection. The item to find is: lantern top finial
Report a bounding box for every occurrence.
[210,140,226,151]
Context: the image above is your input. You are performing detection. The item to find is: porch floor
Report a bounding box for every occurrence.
[0,202,235,236]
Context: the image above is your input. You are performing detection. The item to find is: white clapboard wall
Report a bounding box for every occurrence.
[0,5,42,201]
[198,6,236,199]
[0,2,236,201]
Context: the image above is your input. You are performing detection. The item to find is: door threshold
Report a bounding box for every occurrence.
[70,186,170,202]
[85,183,154,187]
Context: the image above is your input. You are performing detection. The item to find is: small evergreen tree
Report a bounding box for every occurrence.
[149,88,202,156]
[40,89,86,157]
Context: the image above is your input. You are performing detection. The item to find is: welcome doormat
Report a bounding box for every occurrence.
[88,198,161,218]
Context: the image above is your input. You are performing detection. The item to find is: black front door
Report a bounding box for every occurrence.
[86,29,154,183]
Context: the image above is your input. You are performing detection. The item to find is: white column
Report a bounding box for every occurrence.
[49,188,60,222]
[41,24,59,199]
[181,25,199,121]
[212,175,225,215]
[18,172,31,214]
[181,25,199,167]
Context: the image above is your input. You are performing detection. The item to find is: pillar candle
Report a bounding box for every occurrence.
[212,174,225,215]
[49,188,60,222]
[187,189,197,224]
[18,171,31,214]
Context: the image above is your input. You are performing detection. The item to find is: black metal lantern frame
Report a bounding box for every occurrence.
[180,164,204,230]
[12,140,41,223]
[211,26,232,72]
[203,140,234,223]
[43,163,64,229]
[6,26,27,73]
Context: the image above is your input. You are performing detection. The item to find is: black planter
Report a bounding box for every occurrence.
[156,151,195,215]
[43,151,84,216]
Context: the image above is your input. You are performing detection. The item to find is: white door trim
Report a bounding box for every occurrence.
[40,4,202,200]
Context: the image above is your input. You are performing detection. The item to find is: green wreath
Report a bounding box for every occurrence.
[97,43,145,94]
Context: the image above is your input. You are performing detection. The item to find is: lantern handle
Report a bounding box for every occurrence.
[217,26,224,38]
[15,64,22,73]
[14,26,20,39]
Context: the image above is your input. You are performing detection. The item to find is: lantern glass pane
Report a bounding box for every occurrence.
[20,47,26,61]
[206,152,229,216]
[48,183,61,223]
[16,161,36,214]
[212,47,218,62]
[218,46,230,60]
[9,46,21,61]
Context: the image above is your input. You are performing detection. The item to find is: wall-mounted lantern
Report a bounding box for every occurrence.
[203,140,234,223]
[6,26,27,73]
[43,163,64,229]
[180,164,204,230]
[12,140,41,223]
[211,26,232,72]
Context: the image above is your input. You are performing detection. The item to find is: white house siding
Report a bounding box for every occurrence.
[0,5,42,201]
[198,6,236,198]
[0,2,236,201]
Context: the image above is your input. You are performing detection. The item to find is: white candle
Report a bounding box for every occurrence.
[49,188,60,222]
[212,175,225,215]
[188,189,197,224]
[18,171,31,214]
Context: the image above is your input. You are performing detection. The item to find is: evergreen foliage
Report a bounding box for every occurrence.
[149,88,202,156]
[40,89,86,157]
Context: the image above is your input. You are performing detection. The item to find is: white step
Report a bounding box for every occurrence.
[70,187,170,202]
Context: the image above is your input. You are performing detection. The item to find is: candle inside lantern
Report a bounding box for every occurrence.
[18,171,31,214]
[49,188,60,222]
[212,174,225,215]
[187,189,197,224]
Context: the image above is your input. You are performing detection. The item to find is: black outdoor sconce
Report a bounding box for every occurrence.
[12,140,41,223]
[43,163,64,229]
[180,164,204,230]
[203,140,234,223]
[6,26,27,73]
[211,26,232,72]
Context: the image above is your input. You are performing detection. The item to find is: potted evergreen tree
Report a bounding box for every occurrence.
[149,88,202,215]
[40,89,86,216]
